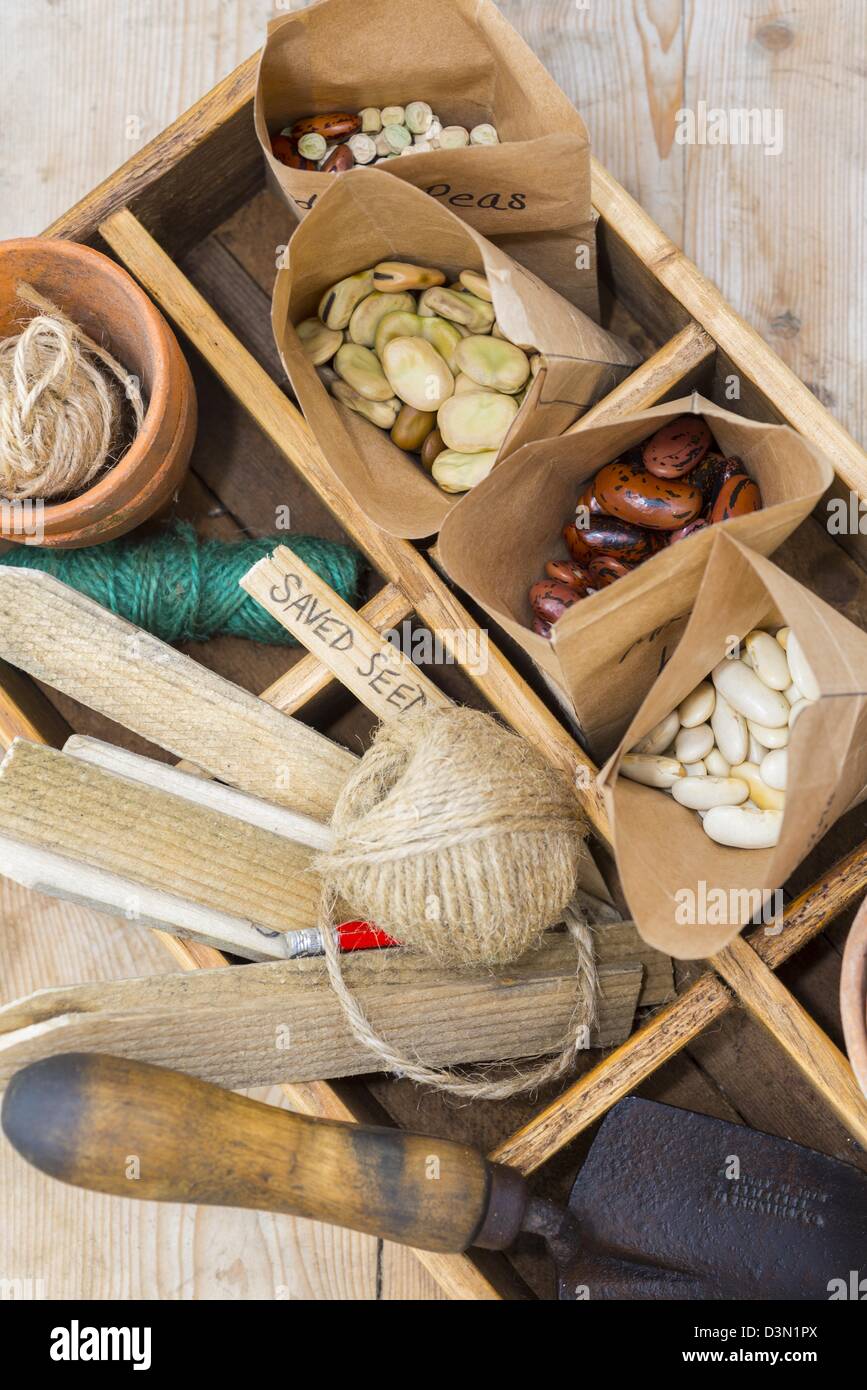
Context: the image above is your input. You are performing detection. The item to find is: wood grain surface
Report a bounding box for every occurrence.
[2,0,862,442]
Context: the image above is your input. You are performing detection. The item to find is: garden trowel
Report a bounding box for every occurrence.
[3,1053,865,1300]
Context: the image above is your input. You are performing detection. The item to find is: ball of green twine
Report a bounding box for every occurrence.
[1,523,362,645]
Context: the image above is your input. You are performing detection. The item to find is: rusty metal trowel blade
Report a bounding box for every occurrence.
[558,1098,867,1301]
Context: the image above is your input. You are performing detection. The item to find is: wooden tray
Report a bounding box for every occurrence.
[3,51,867,1300]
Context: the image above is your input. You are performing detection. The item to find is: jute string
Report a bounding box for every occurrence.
[0,283,144,501]
[315,706,597,1098]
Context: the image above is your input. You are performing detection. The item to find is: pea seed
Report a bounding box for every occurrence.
[349,291,415,347]
[334,343,394,402]
[298,132,327,160]
[470,124,499,145]
[438,389,518,452]
[332,379,400,430]
[374,131,393,157]
[375,311,425,358]
[359,107,382,133]
[381,106,406,126]
[439,126,470,149]
[419,317,463,371]
[455,335,530,393]
[405,101,433,135]
[390,404,437,452]
[459,270,494,302]
[432,449,498,493]
[381,336,455,411]
[420,286,496,333]
[347,133,377,165]
[384,125,412,153]
[319,271,375,330]
[297,317,343,367]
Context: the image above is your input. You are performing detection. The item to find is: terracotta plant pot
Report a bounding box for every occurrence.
[841,895,867,1099]
[0,237,196,548]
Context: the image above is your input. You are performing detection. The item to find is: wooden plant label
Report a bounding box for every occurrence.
[241,546,449,723]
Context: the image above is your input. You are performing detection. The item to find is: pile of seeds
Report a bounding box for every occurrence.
[272,103,500,172]
[621,626,821,850]
[297,260,538,493]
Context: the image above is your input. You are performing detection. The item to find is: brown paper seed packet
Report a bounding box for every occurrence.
[438,394,834,758]
[255,0,599,315]
[272,168,638,540]
[598,533,867,959]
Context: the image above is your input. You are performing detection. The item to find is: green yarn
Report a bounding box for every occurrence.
[2,523,362,646]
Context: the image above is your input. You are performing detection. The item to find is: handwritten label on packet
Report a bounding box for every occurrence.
[240,546,448,723]
[288,185,528,216]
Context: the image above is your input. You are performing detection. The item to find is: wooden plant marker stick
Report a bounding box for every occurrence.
[0,926,671,1090]
[261,582,414,717]
[0,739,321,940]
[0,920,671,1040]
[241,546,450,723]
[0,567,357,821]
[0,836,291,962]
[64,735,333,851]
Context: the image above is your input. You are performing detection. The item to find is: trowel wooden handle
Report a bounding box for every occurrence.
[1,1054,528,1254]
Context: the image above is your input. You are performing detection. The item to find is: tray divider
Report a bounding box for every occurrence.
[565,320,715,432]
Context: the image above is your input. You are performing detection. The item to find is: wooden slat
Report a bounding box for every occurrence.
[0,568,356,822]
[0,659,71,751]
[65,736,332,850]
[0,740,321,940]
[0,927,662,1089]
[565,321,714,433]
[492,837,867,1172]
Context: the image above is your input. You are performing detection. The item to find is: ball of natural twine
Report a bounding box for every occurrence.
[316,706,597,1099]
[0,283,144,502]
[322,705,586,967]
